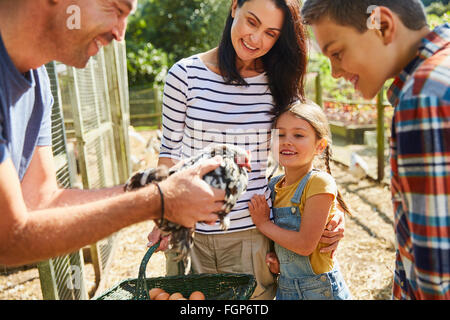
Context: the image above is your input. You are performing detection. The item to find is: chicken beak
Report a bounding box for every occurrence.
[236,152,252,172]
[245,150,252,172]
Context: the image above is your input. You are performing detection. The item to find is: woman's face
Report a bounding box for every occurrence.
[230,0,284,65]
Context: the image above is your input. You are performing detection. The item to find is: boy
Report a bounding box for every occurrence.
[301,0,449,299]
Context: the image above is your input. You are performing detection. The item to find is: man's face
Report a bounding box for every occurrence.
[311,17,395,100]
[59,0,137,68]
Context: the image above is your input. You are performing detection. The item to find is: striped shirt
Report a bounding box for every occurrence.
[159,55,274,234]
[387,23,450,300]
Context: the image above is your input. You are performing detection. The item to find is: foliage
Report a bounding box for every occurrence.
[126,42,172,89]
[426,4,450,28]
[125,0,230,88]
[421,0,449,7]
[306,53,359,102]
[426,1,450,15]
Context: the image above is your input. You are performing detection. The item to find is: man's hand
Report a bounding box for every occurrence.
[319,210,345,258]
[158,156,226,228]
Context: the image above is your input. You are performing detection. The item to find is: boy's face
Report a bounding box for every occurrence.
[311,17,395,99]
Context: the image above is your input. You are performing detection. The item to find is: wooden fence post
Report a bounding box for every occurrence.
[37,62,89,300]
[315,72,323,107]
[104,41,132,182]
[153,87,162,128]
[376,88,385,182]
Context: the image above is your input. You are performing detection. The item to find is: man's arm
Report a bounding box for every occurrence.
[0,157,159,266]
[21,146,124,210]
[1,148,225,266]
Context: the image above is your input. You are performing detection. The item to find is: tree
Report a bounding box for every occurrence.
[422,0,449,6]
[125,0,230,87]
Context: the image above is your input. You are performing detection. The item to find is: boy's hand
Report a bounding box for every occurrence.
[248,194,270,227]
[319,209,345,258]
[266,252,280,275]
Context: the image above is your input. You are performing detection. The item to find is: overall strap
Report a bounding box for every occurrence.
[268,174,284,203]
[290,169,319,204]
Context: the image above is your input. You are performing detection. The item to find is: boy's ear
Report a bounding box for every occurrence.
[372,6,396,45]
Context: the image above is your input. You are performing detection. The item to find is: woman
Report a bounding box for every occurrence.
[149,0,344,300]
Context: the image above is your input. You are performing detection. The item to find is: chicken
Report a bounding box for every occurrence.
[350,152,369,180]
[124,144,252,274]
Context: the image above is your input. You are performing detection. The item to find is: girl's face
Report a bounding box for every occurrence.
[230,0,284,65]
[273,112,327,169]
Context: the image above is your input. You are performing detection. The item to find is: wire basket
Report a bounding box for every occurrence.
[95,242,257,300]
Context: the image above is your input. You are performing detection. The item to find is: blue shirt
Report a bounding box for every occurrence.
[0,32,53,180]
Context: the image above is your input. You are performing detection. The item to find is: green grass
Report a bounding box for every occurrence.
[133,125,160,131]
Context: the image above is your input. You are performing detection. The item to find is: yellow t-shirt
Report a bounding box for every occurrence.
[273,171,337,274]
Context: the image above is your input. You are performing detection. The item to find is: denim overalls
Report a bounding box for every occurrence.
[269,171,352,300]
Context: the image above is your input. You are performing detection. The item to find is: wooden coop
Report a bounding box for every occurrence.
[17,41,132,300]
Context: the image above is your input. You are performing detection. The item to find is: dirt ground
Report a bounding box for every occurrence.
[0,130,395,300]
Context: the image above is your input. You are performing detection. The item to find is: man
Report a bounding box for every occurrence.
[0,0,225,266]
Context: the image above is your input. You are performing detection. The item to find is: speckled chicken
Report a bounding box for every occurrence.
[124,144,252,274]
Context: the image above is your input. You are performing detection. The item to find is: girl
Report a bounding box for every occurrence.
[249,101,352,300]
[148,0,345,300]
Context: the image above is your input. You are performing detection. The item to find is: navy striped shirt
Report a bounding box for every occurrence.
[159,55,275,234]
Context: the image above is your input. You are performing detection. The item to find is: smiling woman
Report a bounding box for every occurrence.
[219,0,307,115]
[148,0,345,301]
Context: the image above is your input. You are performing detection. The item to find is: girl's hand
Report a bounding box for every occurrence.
[319,209,345,258]
[248,194,270,227]
[266,252,280,275]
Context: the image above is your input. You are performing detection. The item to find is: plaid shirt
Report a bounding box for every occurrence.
[387,23,450,300]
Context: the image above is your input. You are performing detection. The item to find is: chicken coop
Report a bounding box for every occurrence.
[0,41,132,300]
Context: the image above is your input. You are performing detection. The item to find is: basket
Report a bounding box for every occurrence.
[95,242,257,300]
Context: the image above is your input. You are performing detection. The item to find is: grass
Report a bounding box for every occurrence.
[133,125,160,132]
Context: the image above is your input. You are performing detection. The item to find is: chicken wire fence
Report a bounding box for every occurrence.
[129,86,162,128]
[0,41,132,300]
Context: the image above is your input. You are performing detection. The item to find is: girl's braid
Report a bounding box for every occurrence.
[324,145,351,216]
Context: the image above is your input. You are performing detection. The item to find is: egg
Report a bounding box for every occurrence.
[155,292,170,300]
[149,288,165,300]
[169,292,184,300]
[189,291,206,300]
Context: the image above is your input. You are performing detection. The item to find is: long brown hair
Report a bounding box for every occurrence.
[275,101,352,215]
[218,0,308,116]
